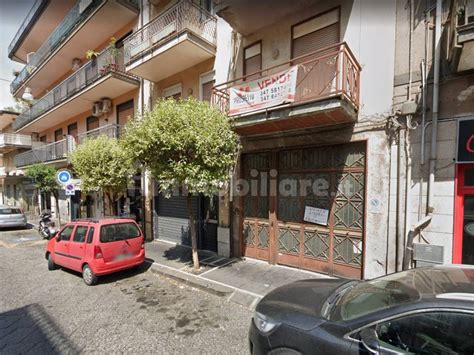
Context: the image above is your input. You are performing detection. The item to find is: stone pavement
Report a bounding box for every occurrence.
[145,240,331,309]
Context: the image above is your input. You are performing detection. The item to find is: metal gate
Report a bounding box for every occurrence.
[241,142,366,278]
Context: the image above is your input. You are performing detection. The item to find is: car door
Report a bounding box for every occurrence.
[54,225,74,268]
[67,225,89,272]
[350,310,474,354]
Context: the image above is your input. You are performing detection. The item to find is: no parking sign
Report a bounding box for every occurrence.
[65,183,75,196]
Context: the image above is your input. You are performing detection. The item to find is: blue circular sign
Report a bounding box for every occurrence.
[57,170,72,184]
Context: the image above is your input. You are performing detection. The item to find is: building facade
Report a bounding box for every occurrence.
[6,0,474,279]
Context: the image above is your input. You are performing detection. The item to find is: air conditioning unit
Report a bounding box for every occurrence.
[79,0,93,14]
[92,102,102,117]
[101,98,112,113]
[26,52,35,64]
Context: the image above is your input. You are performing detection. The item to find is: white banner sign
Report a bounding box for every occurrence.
[229,66,298,115]
[303,206,329,226]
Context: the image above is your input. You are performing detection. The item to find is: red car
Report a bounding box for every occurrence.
[45,218,145,285]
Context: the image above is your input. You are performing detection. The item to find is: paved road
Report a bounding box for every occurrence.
[0,228,252,354]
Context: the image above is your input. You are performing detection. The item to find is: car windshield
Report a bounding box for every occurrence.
[330,271,421,321]
[100,223,140,243]
[0,208,22,215]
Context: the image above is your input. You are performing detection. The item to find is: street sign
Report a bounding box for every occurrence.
[65,183,75,196]
[57,170,72,185]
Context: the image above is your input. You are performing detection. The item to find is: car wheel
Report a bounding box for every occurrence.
[47,254,57,271]
[82,264,98,286]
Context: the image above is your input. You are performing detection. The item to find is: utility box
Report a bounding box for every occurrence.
[413,243,444,267]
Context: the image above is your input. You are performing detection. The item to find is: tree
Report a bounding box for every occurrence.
[123,98,240,270]
[69,135,133,216]
[25,164,62,225]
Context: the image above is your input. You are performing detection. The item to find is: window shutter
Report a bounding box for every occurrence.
[292,22,339,60]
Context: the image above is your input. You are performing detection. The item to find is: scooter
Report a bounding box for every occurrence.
[38,210,57,240]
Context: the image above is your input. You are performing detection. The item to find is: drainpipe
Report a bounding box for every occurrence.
[427,0,442,215]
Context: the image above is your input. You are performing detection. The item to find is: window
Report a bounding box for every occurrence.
[40,135,47,142]
[243,41,261,80]
[87,116,99,131]
[291,8,339,60]
[371,312,474,354]
[72,226,89,243]
[54,128,63,142]
[68,123,78,138]
[59,226,74,241]
[163,83,182,100]
[200,71,215,102]
[0,208,22,215]
[100,223,140,243]
[117,100,134,128]
[86,227,95,243]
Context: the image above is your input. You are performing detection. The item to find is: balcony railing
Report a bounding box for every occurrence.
[10,0,104,95]
[76,124,122,144]
[212,42,361,117]
[8,0,47,58]
[0,133,32,148]
[10,0,139,95]
[14,138,72,167]
[13,46,136,132]
[124,0,217,64]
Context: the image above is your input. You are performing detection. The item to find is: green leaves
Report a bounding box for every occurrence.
[122,97,240,196]
[25,164,60,193]
[69,135,134,195]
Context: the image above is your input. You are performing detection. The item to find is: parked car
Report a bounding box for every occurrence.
[0,205,27,229]
[249,265,474,355]
[45,218,145,285]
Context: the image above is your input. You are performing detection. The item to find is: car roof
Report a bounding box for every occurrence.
[379,265,474,304]
[67,218,137,226]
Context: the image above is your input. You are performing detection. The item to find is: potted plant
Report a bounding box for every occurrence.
[85,49,99,61]
[99,37,121,74]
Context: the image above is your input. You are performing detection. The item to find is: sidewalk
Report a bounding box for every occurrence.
[144,240,331,309]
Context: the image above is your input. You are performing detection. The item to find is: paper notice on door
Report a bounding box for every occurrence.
[303,206,329,226]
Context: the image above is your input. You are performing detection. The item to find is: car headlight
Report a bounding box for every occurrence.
[253,311,279,334]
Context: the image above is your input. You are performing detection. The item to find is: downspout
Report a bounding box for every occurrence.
[427,0,442,215]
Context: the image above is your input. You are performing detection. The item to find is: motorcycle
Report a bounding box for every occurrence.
[38,210,57,240]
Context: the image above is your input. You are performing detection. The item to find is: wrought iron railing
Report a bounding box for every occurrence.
[0,133,32,148]
[8,0,47,58]
[10,0,139,95]
[212,42,361,117]
[124,0,217,64]
[13,46,137,132]
[76,124,122,144]
[14,138,71,167]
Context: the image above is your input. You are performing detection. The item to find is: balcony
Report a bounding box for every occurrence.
[212,43,361,136]
[448,0,474,72]
[14,138,71,168]
[76,124,122,144]
[8,0,75,63]
[0,134,33,153]
[11,0,139,98]
[13,47,140,133]
[14,124,122,168]
[124,0,217,82]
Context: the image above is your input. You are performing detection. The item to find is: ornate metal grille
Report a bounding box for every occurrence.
[304,229,330,260]
[278,226,300,254]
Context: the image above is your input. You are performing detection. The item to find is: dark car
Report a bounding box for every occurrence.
[249,265,474,355]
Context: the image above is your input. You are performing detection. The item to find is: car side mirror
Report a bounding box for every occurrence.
[360,328,380,355]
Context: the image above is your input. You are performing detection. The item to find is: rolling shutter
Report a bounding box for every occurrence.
[292,9,339,60]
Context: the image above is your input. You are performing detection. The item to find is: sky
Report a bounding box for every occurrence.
[0,0,35,110]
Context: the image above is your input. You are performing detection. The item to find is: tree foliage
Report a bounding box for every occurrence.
[122,98,240,270]
[123,97,240,196]
[69,135,134,214]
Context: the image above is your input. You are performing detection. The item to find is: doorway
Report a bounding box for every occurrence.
[454,164,474,264]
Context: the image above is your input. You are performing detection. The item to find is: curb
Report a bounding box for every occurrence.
[144,259,263,309]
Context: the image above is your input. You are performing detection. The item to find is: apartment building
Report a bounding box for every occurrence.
[8,0,142,223]
[391,0,474,272]
[10,0,473,279]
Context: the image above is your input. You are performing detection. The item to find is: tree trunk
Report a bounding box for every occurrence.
[53,191,61,226]
[186,193,200,271]
[105,192,116,216]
